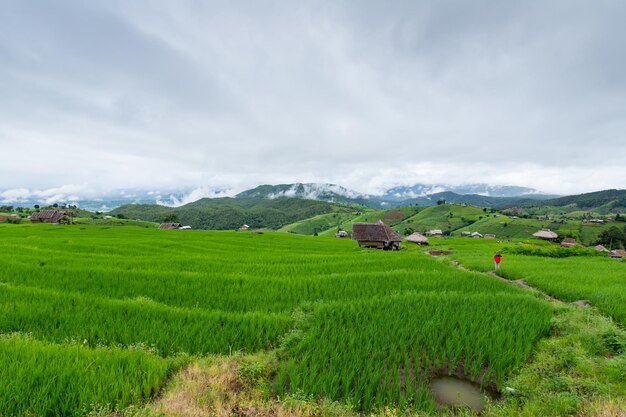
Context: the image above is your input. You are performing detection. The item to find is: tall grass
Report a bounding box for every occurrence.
[431,237,626,324]
[0,224,555,414]
[277,292,551,412]
[0,334,178,417]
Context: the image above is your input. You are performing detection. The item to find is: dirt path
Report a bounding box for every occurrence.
[449,260,581,306]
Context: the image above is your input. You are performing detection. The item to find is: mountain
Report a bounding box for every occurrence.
[383,183,545,200]
[234,183,556,209]
[110,197,351,230]
[512,189,626,214]
[236,183,374,207]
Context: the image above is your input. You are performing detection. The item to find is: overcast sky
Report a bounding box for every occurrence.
[1,0,625,200]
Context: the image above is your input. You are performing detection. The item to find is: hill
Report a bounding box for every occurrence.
[110,197,348,230]
[512,189,626,215]
[233,183,556,209]
[393,204,486,235]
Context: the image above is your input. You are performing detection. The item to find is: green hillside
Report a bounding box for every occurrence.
[393,204,485,235]
[316,206,423,236]
[513,189,626,215]
[110,197,343,230]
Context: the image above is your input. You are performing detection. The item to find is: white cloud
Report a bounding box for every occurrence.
[0,1,624,195]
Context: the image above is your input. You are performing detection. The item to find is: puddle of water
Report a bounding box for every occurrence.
[429,376,490,411]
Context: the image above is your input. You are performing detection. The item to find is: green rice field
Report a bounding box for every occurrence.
[0,224,554,415]
[429,237,626,325]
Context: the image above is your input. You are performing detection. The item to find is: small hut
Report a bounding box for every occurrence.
[352,220,402,250]
[239,224,250,231]
[461,231,471,237]
[405,232,428,245]
[532,229,559,241]
[594,245,609,252]
[561,238,577,247]
[484,234,496,239]
[427,229,443,237]
[336,230,348,238]
[608,250,626,258]
[159,223,182,229]
[471,232,483,238]
[30,210,64,223]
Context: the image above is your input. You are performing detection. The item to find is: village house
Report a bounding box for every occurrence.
[561,238,577,247]
[29,209,64,223]
[484,234,496,239]
[159,223,182,230]
[471,232,483,238]
[461,231,471,237]
[335,230,349,238]
[351,220,402,250]
[594,245,609,252]
[405,232,428,245]
[532,229,559,241]
[608,250,626,258]
[239,224,251,231]
[427,229,443,237]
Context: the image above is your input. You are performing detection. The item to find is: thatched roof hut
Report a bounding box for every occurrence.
[594,245,609,252]
[159,223,182,229]
[484,234,496,239]
[30,210,63,223]
[532,229,558,240]
[561,238,577,247]
[609,250,626,258]
[427,229,443,237]
[405,232,428,245]
[471,232,483,238]
[352,220,402,250]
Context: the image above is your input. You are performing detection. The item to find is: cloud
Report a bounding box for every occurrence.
[0,1,625,196]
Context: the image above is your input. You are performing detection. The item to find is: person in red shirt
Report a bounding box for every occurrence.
[494,251,502,271]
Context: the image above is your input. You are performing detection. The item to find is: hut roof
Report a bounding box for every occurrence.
[30,210,63,223]
[609,250,626,258]
[471,232,483,238]
[427,229,443,236]
[159,222,182,229]
[594,245,609,252]
[351,220,402,242]
[484,234,496,239]
[561,238,577,247]
[532,229,559,239]
[405,232,428,244]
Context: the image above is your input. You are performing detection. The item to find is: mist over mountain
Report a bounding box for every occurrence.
[0,182,558,211]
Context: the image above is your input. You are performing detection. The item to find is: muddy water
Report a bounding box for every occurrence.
[429,376,490,411]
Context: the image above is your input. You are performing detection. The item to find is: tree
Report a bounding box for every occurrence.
[34,204,40,210]
[162,213,179,223]
[437,199,446,205]
[597,226,625,249]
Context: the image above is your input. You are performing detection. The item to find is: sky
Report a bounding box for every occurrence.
[1,0,625,203]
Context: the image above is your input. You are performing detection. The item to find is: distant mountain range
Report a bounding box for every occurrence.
[236,183,558,209]
[0,183,557,211]
[0,182,558,211]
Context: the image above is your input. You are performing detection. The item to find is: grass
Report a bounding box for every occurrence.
[429,237,626,325]
[276,292,551,413]
[394,204,485,235]
[0,223,553,415]
[0,334,180,417]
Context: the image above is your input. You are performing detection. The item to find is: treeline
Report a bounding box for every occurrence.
[110,197,339,230]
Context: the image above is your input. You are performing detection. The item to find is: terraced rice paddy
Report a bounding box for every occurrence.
[0,224,552,415]
[429,238,626,325]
